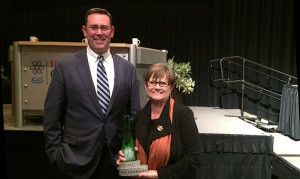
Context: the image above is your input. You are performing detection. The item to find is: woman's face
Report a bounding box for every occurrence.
[145,74,174,103]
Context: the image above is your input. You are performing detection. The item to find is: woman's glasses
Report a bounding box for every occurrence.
[147,81,169,87]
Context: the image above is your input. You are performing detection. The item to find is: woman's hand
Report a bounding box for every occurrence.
[137,170,158,178]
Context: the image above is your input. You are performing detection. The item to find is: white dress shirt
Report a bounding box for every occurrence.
[86,46,115,97]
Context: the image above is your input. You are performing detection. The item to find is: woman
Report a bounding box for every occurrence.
[117,63,201,178]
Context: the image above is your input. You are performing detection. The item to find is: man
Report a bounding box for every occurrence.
[43,8,140,178]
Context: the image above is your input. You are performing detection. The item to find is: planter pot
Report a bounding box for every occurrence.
[171,88,183,104]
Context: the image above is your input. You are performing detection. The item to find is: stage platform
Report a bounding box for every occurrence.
[190,106,300,179]
[191,106,270,135]
[2,105,300,178]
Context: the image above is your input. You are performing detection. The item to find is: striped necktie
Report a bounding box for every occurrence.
[97,55,110,116]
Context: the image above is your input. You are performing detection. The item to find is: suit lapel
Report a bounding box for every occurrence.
[74,49,104,117]
[107,53,123,114]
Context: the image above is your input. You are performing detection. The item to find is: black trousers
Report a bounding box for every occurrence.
[90,145,121,179]
[52,145,124,179]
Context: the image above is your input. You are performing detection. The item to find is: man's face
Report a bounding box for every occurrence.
[82,13,115,54]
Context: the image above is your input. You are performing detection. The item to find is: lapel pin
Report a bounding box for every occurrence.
[157,125,163,131]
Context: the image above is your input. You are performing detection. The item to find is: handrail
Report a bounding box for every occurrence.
[209,56,298,122]
[210,56,297,85]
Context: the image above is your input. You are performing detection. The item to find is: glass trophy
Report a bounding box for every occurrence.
[119,115,148,176]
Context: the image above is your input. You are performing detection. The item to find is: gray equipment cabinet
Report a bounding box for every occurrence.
[10,41,167,128]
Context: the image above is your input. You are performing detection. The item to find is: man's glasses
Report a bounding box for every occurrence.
[147,81,169,87]
[86,25,110,32]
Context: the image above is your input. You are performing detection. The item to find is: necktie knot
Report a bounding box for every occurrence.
[98,55,104,63]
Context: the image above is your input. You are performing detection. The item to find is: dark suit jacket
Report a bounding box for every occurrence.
[43,48,140,178]
[134,99,202,179]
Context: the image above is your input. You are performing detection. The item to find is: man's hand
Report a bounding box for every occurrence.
[116,150,126,167]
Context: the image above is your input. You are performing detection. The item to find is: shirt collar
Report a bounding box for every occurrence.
[87,46,111,63]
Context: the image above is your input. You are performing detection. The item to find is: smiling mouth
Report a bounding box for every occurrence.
[95,38,105,42]
[152,91,163,94]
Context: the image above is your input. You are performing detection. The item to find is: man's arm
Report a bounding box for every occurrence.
[129,67,141,117]
[43,63,66,164]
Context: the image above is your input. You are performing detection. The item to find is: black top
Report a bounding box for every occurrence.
[134,99,202,179]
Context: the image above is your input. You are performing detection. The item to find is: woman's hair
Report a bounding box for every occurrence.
[144,63,175,86]
[85,8,113,26]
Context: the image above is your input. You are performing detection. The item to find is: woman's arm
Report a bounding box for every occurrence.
[158,106,202,178]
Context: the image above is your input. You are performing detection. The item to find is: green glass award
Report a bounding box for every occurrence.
[119,115,148,176]
[122,115,136,161]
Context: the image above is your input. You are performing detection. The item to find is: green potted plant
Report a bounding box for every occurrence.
[167,56,195,102]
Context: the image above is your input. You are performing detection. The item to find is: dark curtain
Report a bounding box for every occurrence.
[198,133,273,178]
[271,155,300,178]
[279,85,299,140]
[210,0,297,123]
[0,0,297,122]
[198,153,272,179]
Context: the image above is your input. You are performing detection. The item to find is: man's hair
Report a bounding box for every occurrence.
[85,8,113,26]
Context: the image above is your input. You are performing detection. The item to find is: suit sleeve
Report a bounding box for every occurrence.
[128,67,141,117]
[157,106,202,178]
[43,63,66,164]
